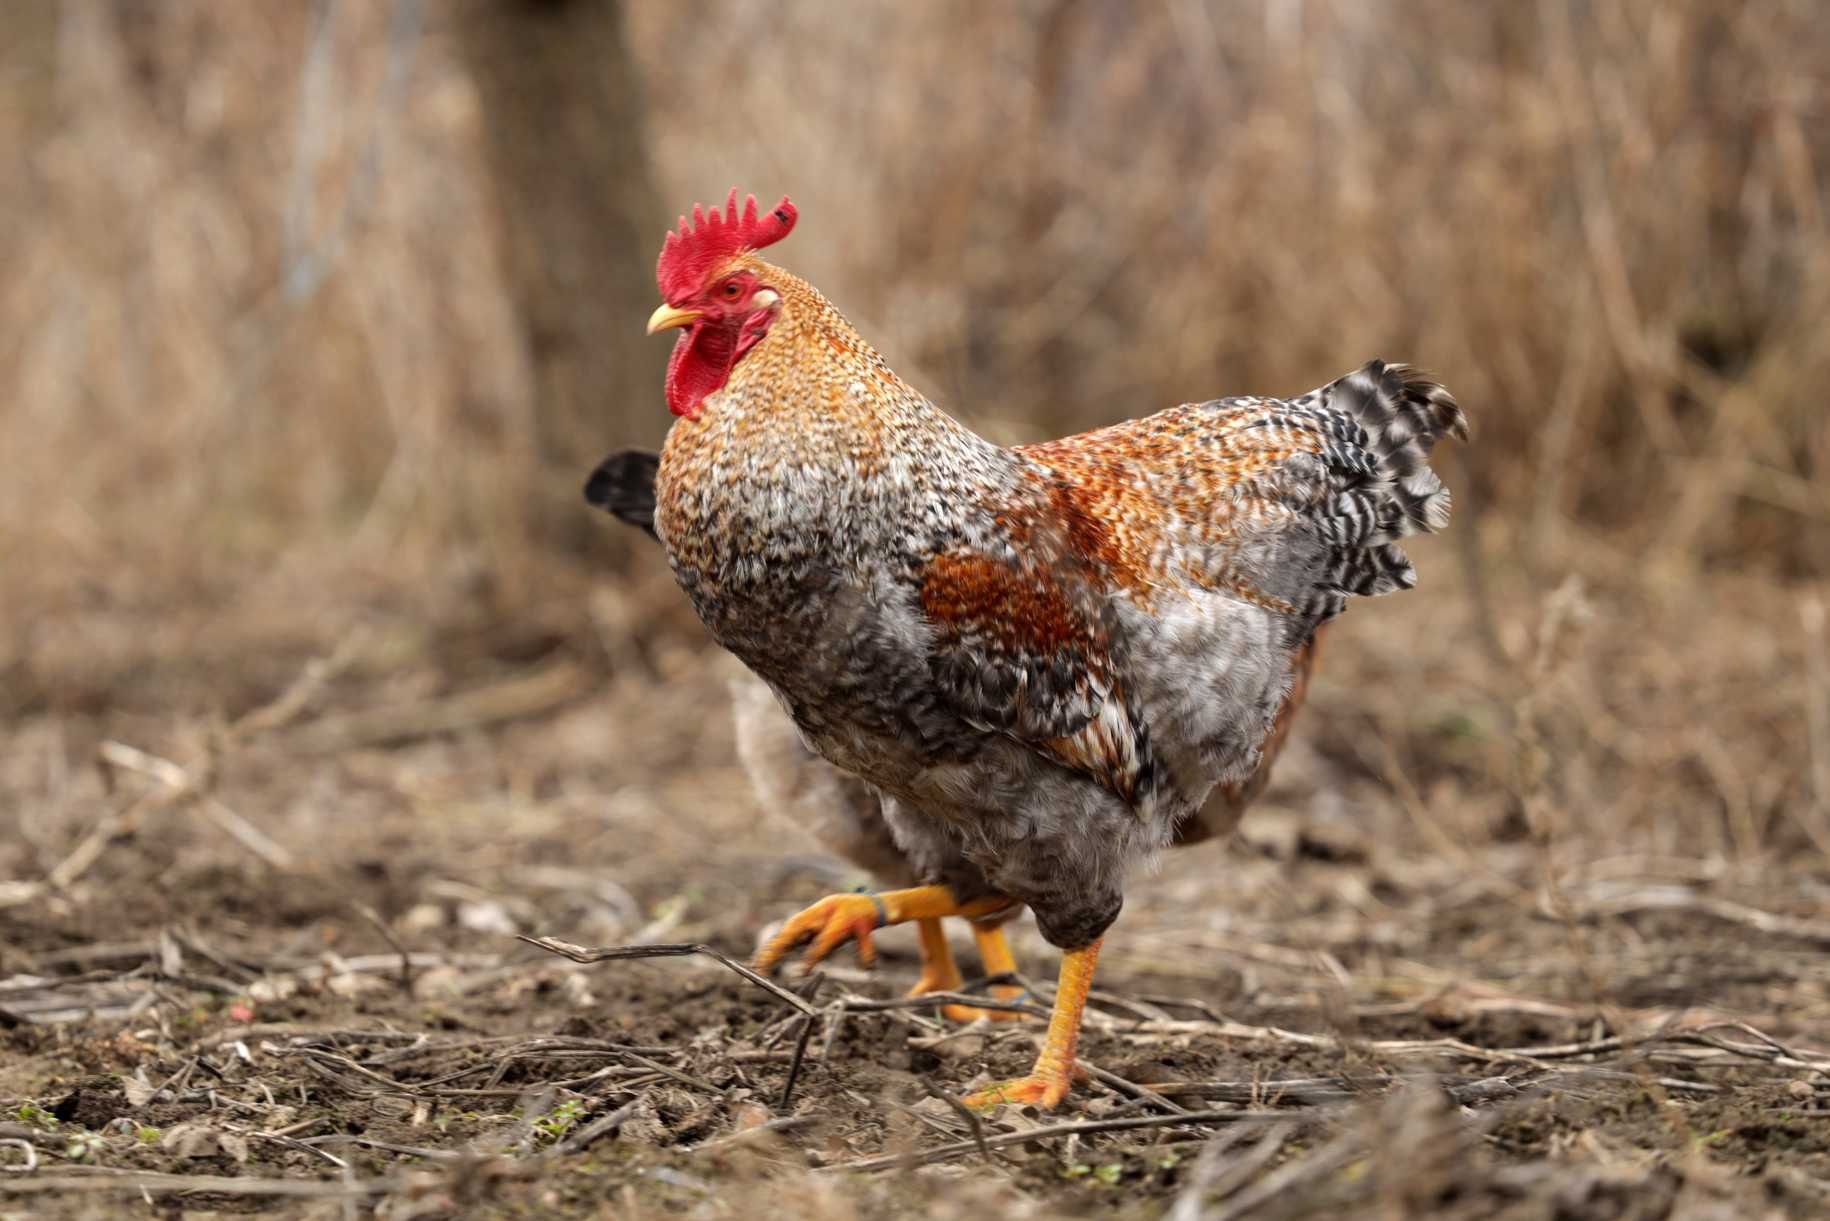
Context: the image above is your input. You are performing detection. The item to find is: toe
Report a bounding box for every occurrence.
[754,894,882,976]
[805,912,875,970]
[962,1074,1069,1111]
[939,1002,1028,1023]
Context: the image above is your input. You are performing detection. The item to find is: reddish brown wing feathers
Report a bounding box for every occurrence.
[913,402,1342,820]
[917,489,1158,816]
[919,550,1101,664]
[1016,400,1338,614]
[922,397,1361,822]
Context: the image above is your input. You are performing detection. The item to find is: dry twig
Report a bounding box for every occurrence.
[551,1092,652,1157]
[829,1109,1306,1173]
[517,936,817,1015]
[0,1170,405,1198]
[779,976,824,1108]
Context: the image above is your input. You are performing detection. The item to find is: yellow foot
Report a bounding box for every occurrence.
[904,918,1029,1021]
[963,1073,1072,1111]
[755,892,883,975]
[942,921,1030,1022]
[962,938,1102,1111]
[907,967,965,998]
[942,1003,1023,1024]
[939,995,1031,1024]
[755,886,1015,979]
[906,917,963,997]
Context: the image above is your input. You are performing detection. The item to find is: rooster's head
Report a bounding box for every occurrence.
[647,189,797,419]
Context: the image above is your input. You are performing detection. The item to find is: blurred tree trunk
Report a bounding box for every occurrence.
[0,2,58,151]
[453,0,668,504]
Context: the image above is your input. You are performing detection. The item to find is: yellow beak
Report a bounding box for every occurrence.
[646,303,701,335]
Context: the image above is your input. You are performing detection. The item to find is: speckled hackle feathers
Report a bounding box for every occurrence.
[656,190,797,305]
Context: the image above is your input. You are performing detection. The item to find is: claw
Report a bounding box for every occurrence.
[962,1073,1072,1111]
[754,892,885,975]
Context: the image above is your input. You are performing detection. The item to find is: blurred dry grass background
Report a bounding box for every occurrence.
[4,0,1825,850]
[2,3,1830,1213]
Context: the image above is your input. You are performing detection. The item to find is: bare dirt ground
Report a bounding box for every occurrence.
[3,548,1829,1219]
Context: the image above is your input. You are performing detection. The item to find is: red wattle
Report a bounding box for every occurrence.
[665,324,738,419]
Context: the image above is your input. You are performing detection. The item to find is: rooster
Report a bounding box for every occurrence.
[630,190,1466,1109]
[591,449,1325,1022]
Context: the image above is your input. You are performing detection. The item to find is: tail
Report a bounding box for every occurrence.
[1285,360,1468,625]
[1305,359,1467,537]
[584,449,661,540]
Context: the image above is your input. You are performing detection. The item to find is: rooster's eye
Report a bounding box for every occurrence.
[722,281,743,299]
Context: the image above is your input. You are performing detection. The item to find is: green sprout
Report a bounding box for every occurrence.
[535,1098,588,1142]
[14,1103,58,1131]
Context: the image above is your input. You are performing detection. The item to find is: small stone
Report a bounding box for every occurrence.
[399,902,447,934]
[732,1102,773,1132]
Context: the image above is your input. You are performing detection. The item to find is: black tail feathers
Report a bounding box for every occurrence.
[584,449,661,540]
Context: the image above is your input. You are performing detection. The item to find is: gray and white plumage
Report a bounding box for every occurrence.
[588,451,1318,885]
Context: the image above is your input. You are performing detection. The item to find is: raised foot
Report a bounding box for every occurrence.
[754,892,883,975]
[962,1073,1071,1111]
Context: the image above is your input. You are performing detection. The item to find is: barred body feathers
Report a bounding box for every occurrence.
[589,450,1322,883]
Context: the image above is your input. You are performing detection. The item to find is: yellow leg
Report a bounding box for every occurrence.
[906,918,964,997]
[962,937,1101,1110]
[939,923,1030,1023]
[755,885,1014,976]
[975,923,1019,979]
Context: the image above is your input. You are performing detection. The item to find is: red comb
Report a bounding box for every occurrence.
[656,189,797,303]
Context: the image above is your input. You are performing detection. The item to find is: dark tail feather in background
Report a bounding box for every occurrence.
[584,449,661,539]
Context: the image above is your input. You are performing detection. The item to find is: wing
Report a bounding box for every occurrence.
[1019,360,1467,643]
[915,493,1162,818]
[984,360,1463,817]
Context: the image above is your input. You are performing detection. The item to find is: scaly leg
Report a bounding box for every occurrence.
[906,918,964,997]
[938,922,1030,1023]
[755,884,1013,976]
[962,937,1101,1110]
